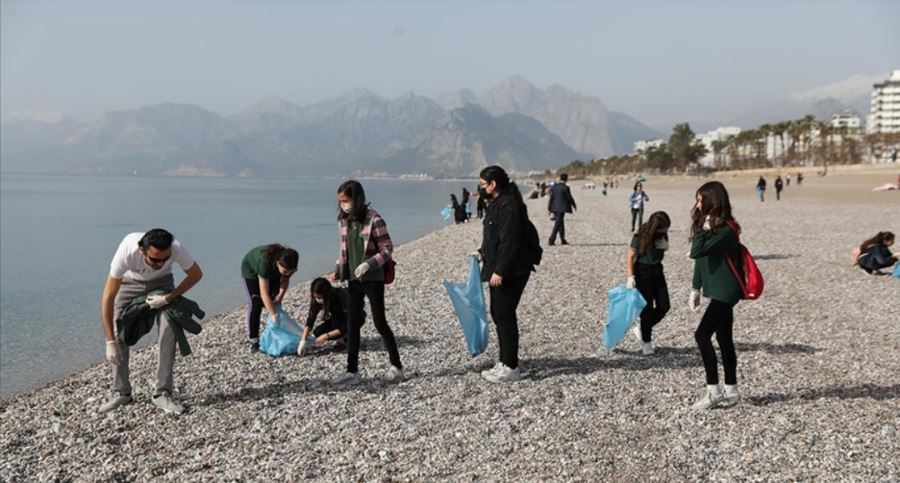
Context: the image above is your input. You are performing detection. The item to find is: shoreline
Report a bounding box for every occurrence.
[1,172,898,480]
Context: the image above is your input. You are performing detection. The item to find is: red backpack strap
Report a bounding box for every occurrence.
[721,220,748,298]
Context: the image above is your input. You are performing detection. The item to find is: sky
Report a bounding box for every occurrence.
[2,0,898,130]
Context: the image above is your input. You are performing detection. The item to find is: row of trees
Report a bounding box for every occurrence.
[554,115,900,177]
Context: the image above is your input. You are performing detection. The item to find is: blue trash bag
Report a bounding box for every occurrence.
[892,262,900,279]
[602,285,647,349]
[259,307,303,356]
[442,255,489,357]
[441,204,453,221]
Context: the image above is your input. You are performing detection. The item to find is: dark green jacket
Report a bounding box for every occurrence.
[691,225,743,304]
[116,290,205,356]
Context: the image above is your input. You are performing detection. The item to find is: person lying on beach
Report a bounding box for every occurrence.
[241,244,299,352]
[853,231,898,275]
[297,278,357,355]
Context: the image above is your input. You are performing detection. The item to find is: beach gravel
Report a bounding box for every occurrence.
[1,173,898,481]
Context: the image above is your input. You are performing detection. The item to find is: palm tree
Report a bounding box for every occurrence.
[800,115,816,166]
[816,121,833,174]
[772,121,790,166]
[758,123,773,165]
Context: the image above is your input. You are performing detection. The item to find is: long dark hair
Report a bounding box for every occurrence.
[337,180,370,222]
[690,181,737,239]
[450,193,460,207]
[860,231,894,253]
[479,165,525,211]
[636,211,671,255]
[632,182,643,192]
[310,277,333,318]
[261,244,299,271]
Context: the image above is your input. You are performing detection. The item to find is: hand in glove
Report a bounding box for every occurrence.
[270,311,281,325]
[354,263,370,279]
[106,340,121,365]
[702,215,712,231]
[626,275,636,290]
[470,251,483,262]
[146,294,170,310]
[689,290,701,312]
[297,339,307,356]
[654,238,669,250]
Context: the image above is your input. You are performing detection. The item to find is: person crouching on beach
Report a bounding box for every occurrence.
[241,243,299,352]
[688,182,744,410]
[476,165,537,383]
[297,277,355,355]
[100,228,203,415]
[854,231,898,275]
[626,211,671,355]
[331,180,403,386]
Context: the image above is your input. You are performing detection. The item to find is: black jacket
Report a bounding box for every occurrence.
[480,193,534,281]
[116,290,205,356]
[305,288,351,332]
[858,243,896,273]
[548,183,576,214]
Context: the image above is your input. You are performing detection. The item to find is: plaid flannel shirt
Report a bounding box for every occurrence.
[335,208,393,282]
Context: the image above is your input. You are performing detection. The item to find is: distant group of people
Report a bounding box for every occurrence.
[98,164,895,416]
[756,173,802,202]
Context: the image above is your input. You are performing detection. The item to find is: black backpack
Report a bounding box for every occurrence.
[520,209,543,267]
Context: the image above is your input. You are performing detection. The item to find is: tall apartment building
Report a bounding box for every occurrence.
[867,70,900,134]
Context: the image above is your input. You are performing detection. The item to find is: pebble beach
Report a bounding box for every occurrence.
[1,170,898,481]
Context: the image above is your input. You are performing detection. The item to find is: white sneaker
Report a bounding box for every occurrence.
[383,365,404,383]
[335,372,361,387]
[641,342,655,355]
[691,385,724,410]
[151,391,184,415]
[631,324,643,346]
[99,394,133,414]
[722,384,741,407]
[480,362,502,378]
[482,363,522,383]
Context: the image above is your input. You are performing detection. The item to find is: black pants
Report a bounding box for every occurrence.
[243,276,281,339]
[488,272,530,369]
[631,208,644,231]
[634,263,670,343]
[346,281,401,373]
[694,299,738,385]
[549,212,566,244]
[776,189,782,200]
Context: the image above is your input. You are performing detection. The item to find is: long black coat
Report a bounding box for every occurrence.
[480,193,533,281]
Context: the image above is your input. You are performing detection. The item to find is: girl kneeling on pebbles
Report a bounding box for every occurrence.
[476,165,537,383]
[331,180,403,386]
[625,211,671,355]
[688,181,743,409]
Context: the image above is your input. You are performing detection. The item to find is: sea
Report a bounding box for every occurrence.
[0,173,476,398]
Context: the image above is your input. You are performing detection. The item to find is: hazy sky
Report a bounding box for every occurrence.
[2,0,898,129]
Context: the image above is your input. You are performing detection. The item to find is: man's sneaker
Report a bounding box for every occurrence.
[98,394,133,414]
[480,362,502,378]
[631,324,643,346]
[721,384,741,407]
[335,372,361,387]
[691,385,724,410]
[641,342,655,355]
[383,365,404,383]
[482,363,522,383]
[151,391,184,415]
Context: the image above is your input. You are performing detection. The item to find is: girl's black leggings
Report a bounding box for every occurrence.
[694,298,738,385]
[243,276,280,340]
[346,281,401,373]
[489,272,530,370]
[631,208,644,231]
[634,263,670,343]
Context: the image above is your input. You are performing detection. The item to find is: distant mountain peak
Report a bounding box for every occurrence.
[339,88,383,101]
[786,73,886,103]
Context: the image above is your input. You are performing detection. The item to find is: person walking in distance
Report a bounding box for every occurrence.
[548,173,577,246]
[99,228,203,415]
[629,182,650,232]
[688,182,745,410]
[774,176,784,201]
[756,176,766,202]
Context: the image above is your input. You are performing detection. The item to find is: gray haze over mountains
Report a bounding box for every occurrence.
[0,77,658,177]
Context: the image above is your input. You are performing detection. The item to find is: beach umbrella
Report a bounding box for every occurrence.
[442,255,489,357]
[602,285,647,349]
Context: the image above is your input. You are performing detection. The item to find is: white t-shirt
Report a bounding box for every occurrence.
[109,232,195,281]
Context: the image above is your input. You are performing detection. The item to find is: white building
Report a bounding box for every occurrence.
[829,110,862,133]
[633,138,665,154]
[696,126,741,167]
[867,69,900,134]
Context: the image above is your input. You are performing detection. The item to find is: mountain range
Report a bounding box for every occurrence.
[0,77,659,177]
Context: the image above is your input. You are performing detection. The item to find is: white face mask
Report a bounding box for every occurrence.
[340,202,352,214]
[314,297,324,304]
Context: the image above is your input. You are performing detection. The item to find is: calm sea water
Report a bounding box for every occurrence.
[0,174,474,398]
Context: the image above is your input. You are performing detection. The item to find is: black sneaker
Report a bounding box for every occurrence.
[561,240,569,245]
[250,341,260,353]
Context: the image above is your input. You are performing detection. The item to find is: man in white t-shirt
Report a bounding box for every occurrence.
[99,228,203,415]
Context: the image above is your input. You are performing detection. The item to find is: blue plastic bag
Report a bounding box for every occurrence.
[441,204,453,221]
[602,285,647,349]
[892,262,900,279]
[442,255,489,357]
[259,307,303,356]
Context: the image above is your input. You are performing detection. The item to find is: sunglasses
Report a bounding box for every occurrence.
[145,254,170,265]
